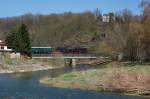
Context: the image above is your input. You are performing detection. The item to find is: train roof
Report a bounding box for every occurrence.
[31,47,52,48]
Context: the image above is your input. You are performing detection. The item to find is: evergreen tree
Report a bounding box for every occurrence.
[5,29,19,52]
[18,23,31,57]
[5,24,31,57]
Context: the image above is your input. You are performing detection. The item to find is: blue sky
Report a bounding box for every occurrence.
[0,0,141,18]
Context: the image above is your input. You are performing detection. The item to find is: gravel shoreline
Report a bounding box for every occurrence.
[0,64,53,74]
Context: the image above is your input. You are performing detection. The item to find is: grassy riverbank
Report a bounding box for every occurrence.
[40,62,150,96]
[0,55,65,73]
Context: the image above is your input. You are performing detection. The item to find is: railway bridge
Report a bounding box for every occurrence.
[32,53,109,67]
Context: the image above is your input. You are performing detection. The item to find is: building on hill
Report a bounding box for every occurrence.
[102,13,115,23]
[102,14,110,22]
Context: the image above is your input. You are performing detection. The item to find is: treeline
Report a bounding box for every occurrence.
[0,0,150,61]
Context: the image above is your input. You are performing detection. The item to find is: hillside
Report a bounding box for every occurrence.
[0,9,144,59]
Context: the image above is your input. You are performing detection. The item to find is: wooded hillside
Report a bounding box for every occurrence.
[0,10,135,49]
[1,0,150,61]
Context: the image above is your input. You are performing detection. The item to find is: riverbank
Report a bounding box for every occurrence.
[0,63,53,74]
[40,62,150,97]
[0,55,63,73]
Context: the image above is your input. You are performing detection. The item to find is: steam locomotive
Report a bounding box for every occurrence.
[55,47,88,54]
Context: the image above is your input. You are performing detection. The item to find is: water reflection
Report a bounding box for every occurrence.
[12,72,33,80]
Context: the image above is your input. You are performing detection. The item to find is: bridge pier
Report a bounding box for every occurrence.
[72,59,76,68]
[68,58,76,68]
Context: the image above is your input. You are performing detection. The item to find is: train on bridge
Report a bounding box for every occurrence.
[31,47,88,56]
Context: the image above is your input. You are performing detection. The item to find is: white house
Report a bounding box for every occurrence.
[102,14,110,22]
[0,40,21,58]
[0,40,12,53]
[102,13,115,23]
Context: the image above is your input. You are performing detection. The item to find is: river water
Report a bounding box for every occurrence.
[0,65,149,99]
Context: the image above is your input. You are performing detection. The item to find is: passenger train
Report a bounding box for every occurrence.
[31,47,88,55]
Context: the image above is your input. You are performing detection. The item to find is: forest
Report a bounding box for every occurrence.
[0,0,150,62]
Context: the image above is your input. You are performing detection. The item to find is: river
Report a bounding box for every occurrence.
[0,65,149,99]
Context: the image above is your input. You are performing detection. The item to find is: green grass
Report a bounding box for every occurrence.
[40,62,150,96]
[42,63,150,82]
[0,56,14,65]
[58,74,77,81]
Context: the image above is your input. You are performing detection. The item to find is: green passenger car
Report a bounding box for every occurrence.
[31,47,53,55]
